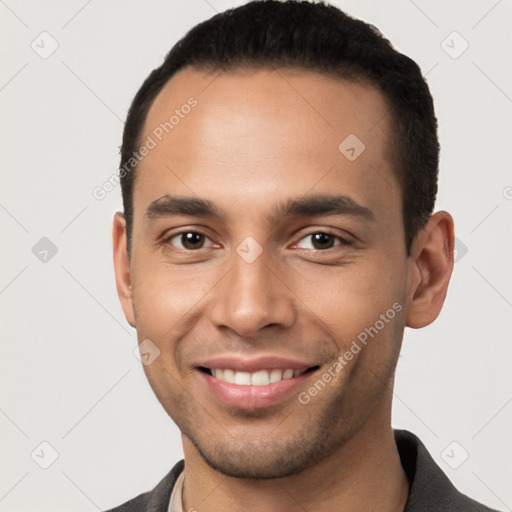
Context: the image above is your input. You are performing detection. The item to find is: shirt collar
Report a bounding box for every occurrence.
[167,467,184,512]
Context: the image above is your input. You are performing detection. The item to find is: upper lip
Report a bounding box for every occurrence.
[196,355,319,373]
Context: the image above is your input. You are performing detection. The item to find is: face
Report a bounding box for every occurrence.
[116,67,417,478]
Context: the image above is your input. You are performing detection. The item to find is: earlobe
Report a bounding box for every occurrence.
[112,212,136,328]
[405,211,455,329]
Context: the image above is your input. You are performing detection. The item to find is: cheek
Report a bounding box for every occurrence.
[286,256,405,341]
[131,259,217,330]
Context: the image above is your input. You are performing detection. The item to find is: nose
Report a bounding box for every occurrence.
[209,249,296,338]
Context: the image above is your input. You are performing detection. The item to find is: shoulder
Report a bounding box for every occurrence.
[394,430,501,512]
[103,460,184,512]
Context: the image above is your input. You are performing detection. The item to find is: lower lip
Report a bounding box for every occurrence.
[197,370,313,410]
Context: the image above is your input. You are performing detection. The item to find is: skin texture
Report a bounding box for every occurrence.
[113,67,454,512]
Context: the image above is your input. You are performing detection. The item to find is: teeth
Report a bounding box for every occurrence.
[234,371,251,385]
[251,370,270,385]
[283,369,294,379]
[269,369,283,383]
[223,368,235,383]
[210,368,306,386]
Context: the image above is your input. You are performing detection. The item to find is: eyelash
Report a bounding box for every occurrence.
[293,230,351,251]
[162,230,216,251]
[161,229,351,252]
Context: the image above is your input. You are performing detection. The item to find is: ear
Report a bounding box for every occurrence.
[112,212,136,328]
[405,211,455,328]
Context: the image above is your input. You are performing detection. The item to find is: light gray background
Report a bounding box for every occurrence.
[1,0,511,510]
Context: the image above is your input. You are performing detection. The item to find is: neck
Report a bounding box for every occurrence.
[181,397,409,512]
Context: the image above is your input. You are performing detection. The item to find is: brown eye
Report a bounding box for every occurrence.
[165,231,213,251]
[295,231,349,251]
[180,232,205,249]
[311,233,336,250]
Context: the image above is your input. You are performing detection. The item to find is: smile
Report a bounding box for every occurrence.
[197,363,319,409]
[202,367,310,386]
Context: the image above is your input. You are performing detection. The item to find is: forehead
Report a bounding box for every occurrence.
[135,66,399,223]
[144,66,391,150]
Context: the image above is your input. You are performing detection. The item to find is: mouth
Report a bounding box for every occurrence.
[195,361,320,410]
[198,366,319,386]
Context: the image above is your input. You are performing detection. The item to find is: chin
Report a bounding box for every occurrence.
[196,446,313,479]
[187,424,345,480]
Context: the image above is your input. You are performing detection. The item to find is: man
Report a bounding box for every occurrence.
[108,1,500,511]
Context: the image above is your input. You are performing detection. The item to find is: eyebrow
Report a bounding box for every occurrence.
[145,195,221,219]
[145,194,376,223]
